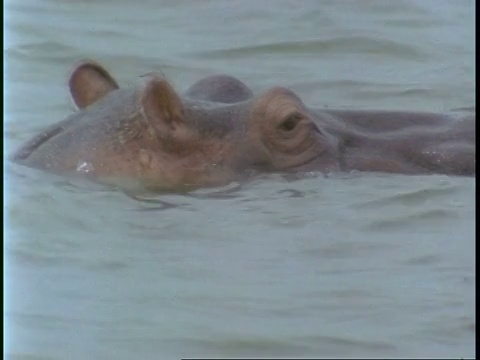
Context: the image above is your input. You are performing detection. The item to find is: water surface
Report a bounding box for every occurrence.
[4,0,475,359]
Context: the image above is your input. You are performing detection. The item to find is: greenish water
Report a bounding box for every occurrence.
[5,0,475,359]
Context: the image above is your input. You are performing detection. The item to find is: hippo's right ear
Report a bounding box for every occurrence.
[140,75,185,137]
[68,60,119,109]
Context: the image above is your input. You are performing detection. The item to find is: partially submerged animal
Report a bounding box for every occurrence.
[10,60,475,191]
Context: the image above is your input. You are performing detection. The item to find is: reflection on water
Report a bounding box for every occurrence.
[5,0,475,359]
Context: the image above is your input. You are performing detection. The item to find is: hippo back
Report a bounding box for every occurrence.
[184,74,253,104]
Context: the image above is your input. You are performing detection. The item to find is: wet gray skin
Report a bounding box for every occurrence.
[10,60,475,191]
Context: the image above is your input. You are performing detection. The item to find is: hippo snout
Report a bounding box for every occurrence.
[11,127,63,162]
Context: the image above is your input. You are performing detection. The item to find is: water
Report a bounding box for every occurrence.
[4,0,475,358]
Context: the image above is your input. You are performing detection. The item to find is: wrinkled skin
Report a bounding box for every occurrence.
[10,60,475,191]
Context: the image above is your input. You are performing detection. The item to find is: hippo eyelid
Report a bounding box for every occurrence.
[277,112,303,132]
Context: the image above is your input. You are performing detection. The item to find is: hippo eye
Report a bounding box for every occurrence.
[278,113,302,132]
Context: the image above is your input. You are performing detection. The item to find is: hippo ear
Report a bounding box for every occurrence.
[140,75,185,135]
[68,60,119,109]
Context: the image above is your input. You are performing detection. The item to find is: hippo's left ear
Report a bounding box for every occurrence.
[140,75,185,136]
[69,60,120,109]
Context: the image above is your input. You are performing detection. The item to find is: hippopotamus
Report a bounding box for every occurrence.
[10,60,475,191]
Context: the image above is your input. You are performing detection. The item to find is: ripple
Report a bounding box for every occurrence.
[191,36,430,60]
[9,247,129,273]
[404,254,443,266]
[295,334,397,354]
[161,336,316,357]
[354,185,461,209]
[6,41,78,62]
[364,208,458,232]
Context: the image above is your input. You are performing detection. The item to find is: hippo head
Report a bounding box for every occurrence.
[11,61,339,191]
